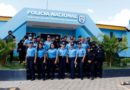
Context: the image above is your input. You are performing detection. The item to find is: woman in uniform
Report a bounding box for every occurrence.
[57,42,68,79]
[46,43,58,79]
[36,43,46,80]
[26,42,37,80]
[67,43,77,79]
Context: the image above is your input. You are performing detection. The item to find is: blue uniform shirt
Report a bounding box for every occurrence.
[58,48,68,57]
[66,43,77,49]
[76,48,86,57]
[68,48,77,58]
[37,48,46,58]
[24,39,32,45]
[44,41,52,50]
[26,47,37,57]
[81,43,89,50]
[47,48,58,58]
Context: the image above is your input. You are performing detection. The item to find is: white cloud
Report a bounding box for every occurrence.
[98,9,130,26]
[0,3,16,16]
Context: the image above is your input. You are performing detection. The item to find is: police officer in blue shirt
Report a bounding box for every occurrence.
[80,38,89,50]
[57,42,68,79]
[36,43,46,80]
[75,42,86,80]
[67,43,77,79]
[44,35,52,50]
[26,42,37,80]
[46,43,58,79]
[24,36,32,47]
[66,38,77,49]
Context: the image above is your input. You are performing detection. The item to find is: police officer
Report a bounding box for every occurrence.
[67,43,77,79]
[46,43,58,79]
[26,42,37,80]
[32,38,38,48]
[80,38,89,50]
[17,40,26,64]
[57,42,68,79]
[5,30,16,63]
[53,36,60,48]
[36,43,46,80]
[86,47,95,80]
[75,42,86,80]
[66,38,77,49]
[24,36,32,47]
[80,38,89,75]
[90,41,98,78]
[96,45,105,78]
[44,35,52,50]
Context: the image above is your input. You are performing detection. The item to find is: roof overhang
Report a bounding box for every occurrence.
[27,21,80,30]
[96,24,128,31]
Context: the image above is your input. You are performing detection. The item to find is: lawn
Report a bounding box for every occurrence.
[0,61,26,70]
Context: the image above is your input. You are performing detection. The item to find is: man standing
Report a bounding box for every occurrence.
[5,30,16,63]
[57,42,68,79]
[96,45,105,78]
[75,42,86,80]
[44,35,52,50]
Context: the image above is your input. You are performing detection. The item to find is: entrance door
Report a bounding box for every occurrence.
[40,34,61,41]
[26,32,36,38]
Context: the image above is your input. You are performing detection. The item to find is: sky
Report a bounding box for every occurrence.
[0,0,130,26]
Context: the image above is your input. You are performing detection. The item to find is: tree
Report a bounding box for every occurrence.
[0,38,16,66]
[92,34,128,67]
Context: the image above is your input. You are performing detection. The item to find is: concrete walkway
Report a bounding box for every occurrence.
[0,77,130,90]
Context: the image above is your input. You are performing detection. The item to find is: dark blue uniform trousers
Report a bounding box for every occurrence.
[59,56,66,78]
[47,58,56,79]
[77,57,84,79]
[87,62,95,78]
[69,57,75,79]
[36,57,45,79]
[27,57,35,79]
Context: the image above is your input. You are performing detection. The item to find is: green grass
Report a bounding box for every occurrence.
[103,65,130,69]
[103,62,130,69]
[0,61,130,70]
[0,61,26,70]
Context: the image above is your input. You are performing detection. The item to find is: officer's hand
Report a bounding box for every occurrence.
[25,60,27,64]
[54,60,57,64]
[88,60,92,63]
[34,60,36,64]
[66,59,69,63]
[82,59,84,63]
[43,60,46,64]
[74,61,77,65]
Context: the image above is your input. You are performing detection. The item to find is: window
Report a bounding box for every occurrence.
[110,32,113,38]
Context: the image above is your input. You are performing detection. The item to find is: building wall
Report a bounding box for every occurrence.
[0,21,7,27]
[76,26,91,39]
[100,28,126,38]
[27,27,75,38]
[14,23,27,44]
[126,32,130,57]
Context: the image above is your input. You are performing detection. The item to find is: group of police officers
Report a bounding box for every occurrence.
[17,34,105,81]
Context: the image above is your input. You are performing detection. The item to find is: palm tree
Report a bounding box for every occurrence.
[92,34,128,67]
[0,38,16,66]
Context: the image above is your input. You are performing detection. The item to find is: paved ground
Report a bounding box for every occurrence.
[0,77,130,90]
